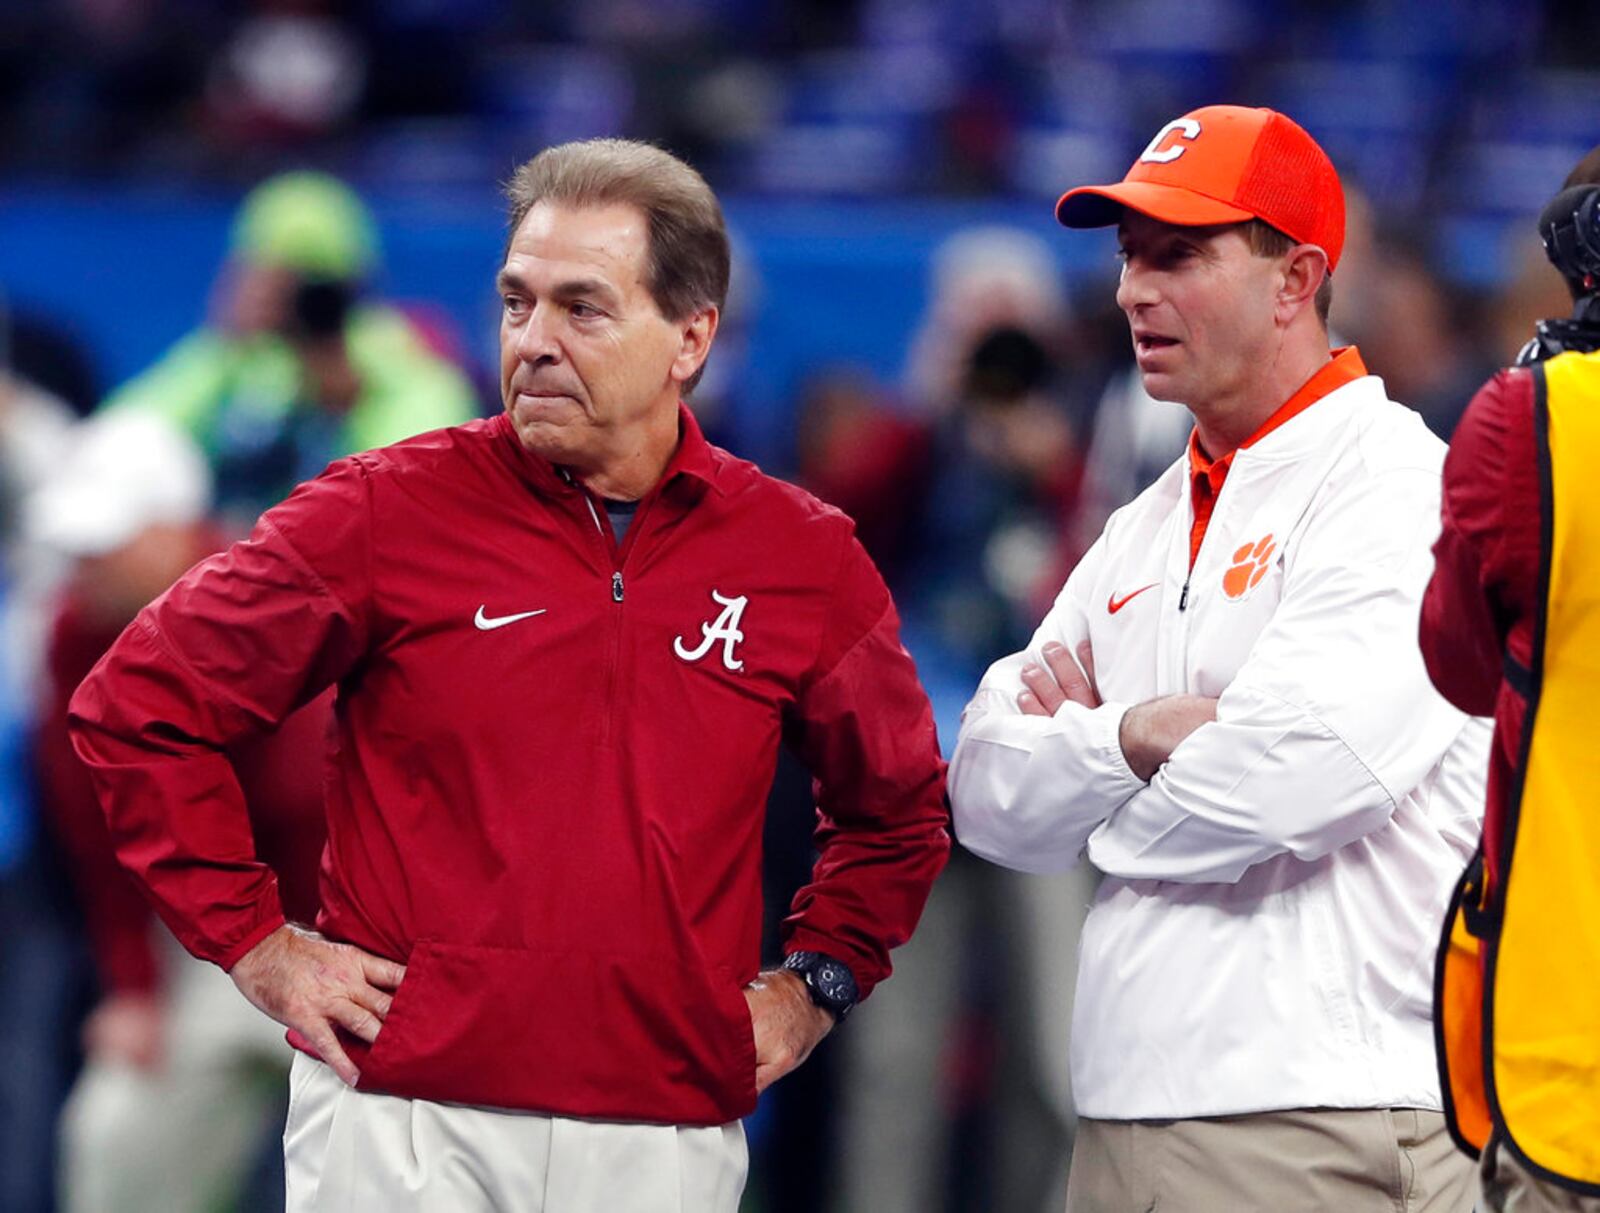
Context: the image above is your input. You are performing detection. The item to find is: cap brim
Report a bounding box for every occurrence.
[1056,182,1256,229]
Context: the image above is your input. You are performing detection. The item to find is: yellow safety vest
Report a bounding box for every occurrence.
[1438,346,1600,1195]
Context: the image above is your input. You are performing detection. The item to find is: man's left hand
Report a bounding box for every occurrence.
[743,969,834,1094]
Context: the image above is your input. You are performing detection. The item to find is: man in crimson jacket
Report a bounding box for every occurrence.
[69,139,950,1212]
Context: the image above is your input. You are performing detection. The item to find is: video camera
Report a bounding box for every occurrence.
[1517,184,1600,364]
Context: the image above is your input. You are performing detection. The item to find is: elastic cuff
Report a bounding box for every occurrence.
[1087,700,1145,790]
[217,912,288,973]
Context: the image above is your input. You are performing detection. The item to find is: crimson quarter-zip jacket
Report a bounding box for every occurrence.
[69,406,950,1125]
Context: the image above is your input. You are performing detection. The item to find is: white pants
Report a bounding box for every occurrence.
[284,1053,748,1213]
[60,933,291,1213]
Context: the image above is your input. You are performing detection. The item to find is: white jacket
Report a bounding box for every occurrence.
[949,372,1488,1120]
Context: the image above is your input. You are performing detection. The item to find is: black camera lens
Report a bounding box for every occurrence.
[288,279,353,340]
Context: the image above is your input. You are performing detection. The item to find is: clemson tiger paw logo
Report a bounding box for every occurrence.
[1222,534,1276,600]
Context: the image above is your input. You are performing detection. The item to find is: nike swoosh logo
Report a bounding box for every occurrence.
[474,606,548,631]
[1107,583,1159,614]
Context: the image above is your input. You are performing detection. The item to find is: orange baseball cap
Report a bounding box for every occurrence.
[1056,105,1346,271]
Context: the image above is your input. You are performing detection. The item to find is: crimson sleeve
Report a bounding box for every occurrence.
[780,531,950,999]
[1420,371,1528,715]
[66,458,375,970]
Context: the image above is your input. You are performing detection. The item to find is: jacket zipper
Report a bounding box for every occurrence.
[566,469,666,743]
[579,492,625,745]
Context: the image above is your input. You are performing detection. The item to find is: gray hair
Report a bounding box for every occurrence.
[505,139,730,325]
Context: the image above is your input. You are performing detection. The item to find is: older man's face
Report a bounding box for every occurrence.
[498,201,702,474]
[1114,211,1282,414]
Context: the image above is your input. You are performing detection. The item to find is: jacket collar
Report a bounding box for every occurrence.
[1227,349,1385,466]
[494,402,723,500]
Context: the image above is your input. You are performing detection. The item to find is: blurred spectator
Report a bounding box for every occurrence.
[0,305,79,560]
[1340,234,1500,440]
[904,324,1082,675]
[0,605,82,1213]
[1326,182,1378,349]
[796,369,930,580]
[836,226,1090,1212]
[27,409,330,1213]
[0,298,90,1213]
[0,294,99,419]
[103,170,478,530]
[902,226,1071,417]
[202,2,366,155]
[1489,229,1581,367]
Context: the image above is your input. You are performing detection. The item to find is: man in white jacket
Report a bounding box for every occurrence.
[949,104,1489,1212]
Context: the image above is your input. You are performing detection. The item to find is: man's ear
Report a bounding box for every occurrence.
[670,306,720,386]
[1278,246,1329,325]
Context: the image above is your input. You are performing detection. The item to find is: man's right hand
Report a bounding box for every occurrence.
[228,923,406,1087]
[1118,695,1220,781]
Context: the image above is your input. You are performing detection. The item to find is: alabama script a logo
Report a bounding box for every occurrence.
[674,590,749,672]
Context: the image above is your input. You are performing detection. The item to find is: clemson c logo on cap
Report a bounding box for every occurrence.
[1139,118,1202,164]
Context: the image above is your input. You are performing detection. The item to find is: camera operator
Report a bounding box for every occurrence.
[1421,144,1600,1212]
[102,172,477,530]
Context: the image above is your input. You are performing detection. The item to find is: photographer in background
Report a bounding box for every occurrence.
[1423,146,1600,1212]
[103,171,478,528]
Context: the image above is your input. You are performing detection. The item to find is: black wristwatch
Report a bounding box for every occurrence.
[781,950,859,1022]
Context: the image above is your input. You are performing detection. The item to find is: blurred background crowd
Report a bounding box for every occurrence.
[0,1,1594,1211]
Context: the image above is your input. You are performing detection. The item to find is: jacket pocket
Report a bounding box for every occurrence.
[358,939,758,1125]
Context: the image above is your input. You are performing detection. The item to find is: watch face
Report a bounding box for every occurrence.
[815,961,857,1005]
[785,951,858,1015]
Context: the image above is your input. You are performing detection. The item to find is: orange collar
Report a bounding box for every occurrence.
[1185,346,1366,569]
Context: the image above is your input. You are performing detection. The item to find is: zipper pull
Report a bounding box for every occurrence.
[612,571,625,603]
[1178,577,1190,612]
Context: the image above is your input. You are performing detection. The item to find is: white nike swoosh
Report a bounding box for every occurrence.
[474,606,548,631]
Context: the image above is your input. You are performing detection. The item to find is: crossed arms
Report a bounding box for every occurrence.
[950,468,1470,884]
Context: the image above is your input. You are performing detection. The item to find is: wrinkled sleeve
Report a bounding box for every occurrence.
[1086,465,1469,884]
[1420,371,1526,715]
[947,532,1145,874]
[67,459,375,970]
[780,532,951,1000]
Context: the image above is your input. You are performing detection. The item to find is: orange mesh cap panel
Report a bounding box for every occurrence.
[1234,111,1346,270]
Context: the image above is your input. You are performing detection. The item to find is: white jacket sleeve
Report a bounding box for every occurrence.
[1085,466,1468,884]
[949,534,1146,873]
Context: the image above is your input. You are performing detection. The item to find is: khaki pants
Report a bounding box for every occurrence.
[1065,1108,1475,1213]
[284,1053,748,1212]
[1481,1133,1600,1213]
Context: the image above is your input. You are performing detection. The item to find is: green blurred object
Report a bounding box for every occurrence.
[230,172,379,281]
